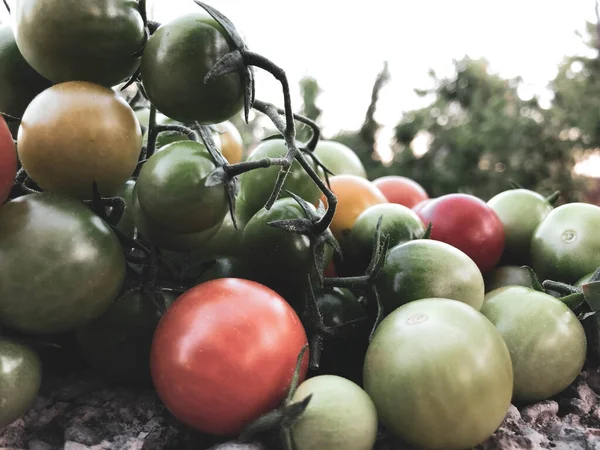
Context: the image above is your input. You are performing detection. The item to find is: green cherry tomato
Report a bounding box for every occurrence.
[132,186,222,252]
[14,0,145,86]
[136,141,228,234]
[484,265,534,293]
[376,239,485,315]
[141,13,244,124]
[351,203,425,264]
[364,298,513,450]
[487,189,554,265]
[291,375,378,450]
[313,140,367,178]
[0,26,51,118]
[17,81,143,200]
[531,203,600,284]
[0,339,42,429]
[196,257,252,284]
[76,290,178,383]
[481,286,586,402]
[0,193,126,334]
[238,139,325,225]
[242,198,333,307]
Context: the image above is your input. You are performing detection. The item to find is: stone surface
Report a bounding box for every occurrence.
[4,369,600,449]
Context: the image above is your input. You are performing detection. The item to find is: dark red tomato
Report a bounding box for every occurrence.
[417,194,505,274]
[0,115,16,204]
[150,278,309,436]
[373,176,429,208]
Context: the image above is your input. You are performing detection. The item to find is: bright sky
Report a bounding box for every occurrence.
[1,0,597,138]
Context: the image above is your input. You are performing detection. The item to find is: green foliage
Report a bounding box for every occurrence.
[379,58,580,201]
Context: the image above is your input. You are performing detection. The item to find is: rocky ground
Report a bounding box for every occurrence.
[3,365,600,450]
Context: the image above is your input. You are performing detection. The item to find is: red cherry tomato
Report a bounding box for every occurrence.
[0,116,16,204]
[373,176,429,208]
[416,194,504,274]
[411,198,434,217]
[150,278,309,436]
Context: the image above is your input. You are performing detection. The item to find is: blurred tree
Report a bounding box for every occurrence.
[379,57,582,201]
[296,76,323,143]
[331,62,390,167]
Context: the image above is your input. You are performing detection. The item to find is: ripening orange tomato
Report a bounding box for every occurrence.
[216,121,244,164]
[322,175,388,240]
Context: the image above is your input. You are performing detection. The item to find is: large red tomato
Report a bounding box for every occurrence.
[0,116,16,204]
[373,176,429,208]
[150,278,309,436]
[416,194,505,274]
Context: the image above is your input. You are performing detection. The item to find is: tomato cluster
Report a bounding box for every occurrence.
[1,2,599,450]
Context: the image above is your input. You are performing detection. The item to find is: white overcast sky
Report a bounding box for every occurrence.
[1,1,597,137]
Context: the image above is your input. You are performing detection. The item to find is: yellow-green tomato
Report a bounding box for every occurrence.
[17,81,142,199]
[291,375,378,450]
[364,298,513,450]
[482,286,587,403]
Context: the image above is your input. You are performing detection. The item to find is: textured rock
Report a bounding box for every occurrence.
[4,369,600,449]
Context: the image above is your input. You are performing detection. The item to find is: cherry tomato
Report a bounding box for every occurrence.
[215,121,244,164]
[0,26,51,118]
[14,0,145,86]
[323,175,388,241]
[313,140,367,178]
[0,339,42,429]
[364,298,512,450]
[482,286,586,402]
[291,375,378,450]
[531,203,600,284]
[238,138,325,226]
[0,115,16,204]
[150,278,309,436]
[372,176,429,208]
[17,81,142,199]
[351,203,425,263]
[487,189,554,265]
[135,140,228,234]
[131,185,222,252]
[377,239,485,315]
[411,198,434,216]
[141,13,244,124]
[416,194,505,274]
[0,192,126,334]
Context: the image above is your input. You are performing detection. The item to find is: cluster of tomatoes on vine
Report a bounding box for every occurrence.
[3,1,600,450]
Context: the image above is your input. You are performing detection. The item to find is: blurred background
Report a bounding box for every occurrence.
[2,0,600,202]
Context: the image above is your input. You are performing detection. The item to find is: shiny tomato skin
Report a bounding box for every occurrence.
[14,0,145,86]
[364,298,513,450]
[0,339,42,429]
[140,13,244,124]
[17,81,142,199]
[0,115,16,204]
[313,140,367,178]
[150,278,309,436]
[372,176,429,208]
[0,192,126,334]
[417,194,505,274]
[531,203,600,284]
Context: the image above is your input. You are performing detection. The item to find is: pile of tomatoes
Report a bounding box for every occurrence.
[1,1,600,450]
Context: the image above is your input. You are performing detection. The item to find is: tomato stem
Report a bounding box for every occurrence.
[546,190,561,206]
[144,104,159,159]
